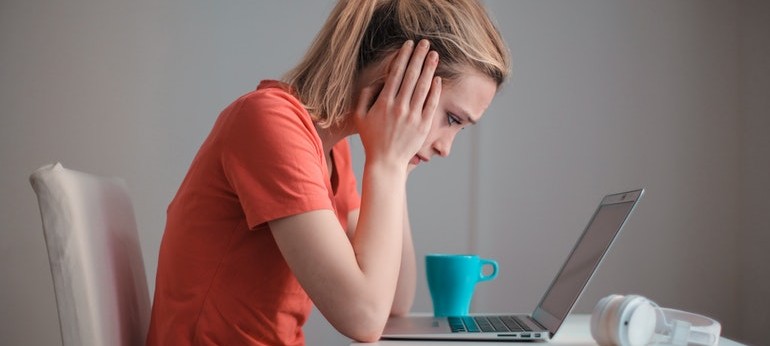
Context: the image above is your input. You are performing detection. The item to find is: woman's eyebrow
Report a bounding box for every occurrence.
[457,108,478,125]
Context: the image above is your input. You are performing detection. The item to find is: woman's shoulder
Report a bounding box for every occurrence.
[209,80,319,149]
[224,80,311,125]
[229,80,299,108]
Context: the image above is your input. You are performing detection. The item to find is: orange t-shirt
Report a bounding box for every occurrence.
[146,80,361,345]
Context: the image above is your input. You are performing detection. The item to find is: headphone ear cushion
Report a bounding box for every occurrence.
[591,295,624,345]
[616,296,657,346]
[624,301,656,345]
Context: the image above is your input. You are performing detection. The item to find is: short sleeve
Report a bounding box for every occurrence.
[218,88,333,229]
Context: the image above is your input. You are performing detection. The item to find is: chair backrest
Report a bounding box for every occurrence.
[30,162,150,346]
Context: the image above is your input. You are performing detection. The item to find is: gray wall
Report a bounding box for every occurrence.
[738,0,770,343]
[1,1,766,345]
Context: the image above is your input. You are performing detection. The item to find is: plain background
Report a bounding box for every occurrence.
[1,1,767,345]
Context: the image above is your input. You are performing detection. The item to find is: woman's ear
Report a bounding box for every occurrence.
[380,50,400,80]
[366,80,384,110]
[356,50,397,105]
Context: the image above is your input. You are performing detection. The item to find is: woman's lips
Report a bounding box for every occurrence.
[410,155,429,165]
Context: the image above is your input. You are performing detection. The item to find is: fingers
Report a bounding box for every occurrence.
[410,51,439,111]
[397,40,432,105]
[379,40,415,100]
[379,39,436,106]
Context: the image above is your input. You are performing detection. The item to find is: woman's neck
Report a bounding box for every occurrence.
[315,117,357,156]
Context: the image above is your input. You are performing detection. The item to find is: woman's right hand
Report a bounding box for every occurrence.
[354,39,442,171]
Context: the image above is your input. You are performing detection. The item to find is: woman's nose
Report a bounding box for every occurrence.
[432,132,456,158]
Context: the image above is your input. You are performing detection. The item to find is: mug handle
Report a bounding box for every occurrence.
[478,259,498,282]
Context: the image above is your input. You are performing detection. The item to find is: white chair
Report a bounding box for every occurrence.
[30,162,150,346]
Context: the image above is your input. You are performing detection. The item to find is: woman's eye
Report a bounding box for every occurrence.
[447,113,461,126]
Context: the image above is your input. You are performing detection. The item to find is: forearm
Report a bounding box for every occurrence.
[349,161,407,324]
[391,199,416,315]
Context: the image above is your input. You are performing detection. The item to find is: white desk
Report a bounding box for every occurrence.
[351,315,745,346]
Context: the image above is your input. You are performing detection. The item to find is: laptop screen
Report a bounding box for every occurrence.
[534,190,642,334]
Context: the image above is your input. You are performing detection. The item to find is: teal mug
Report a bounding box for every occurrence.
[425,253,499,317]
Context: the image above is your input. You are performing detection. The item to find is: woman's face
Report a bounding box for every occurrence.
[408,68,497,169]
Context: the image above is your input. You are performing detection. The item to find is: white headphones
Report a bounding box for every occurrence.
[590,294,722,346]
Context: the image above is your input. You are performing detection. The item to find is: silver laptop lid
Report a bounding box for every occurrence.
[532,189,644,336]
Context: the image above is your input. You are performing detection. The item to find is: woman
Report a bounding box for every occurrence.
[147,0,511,344]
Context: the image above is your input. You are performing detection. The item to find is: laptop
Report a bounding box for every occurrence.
[381,188,644,341]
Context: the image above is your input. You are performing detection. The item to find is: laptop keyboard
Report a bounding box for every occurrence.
[448,315,533,333]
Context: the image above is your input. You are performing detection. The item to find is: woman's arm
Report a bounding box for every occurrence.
[269,162,407,342]
[269,40,439,342]
[391,200,416,316]
[345,199,417,317]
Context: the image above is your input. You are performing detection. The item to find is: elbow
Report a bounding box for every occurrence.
[348,329,384,343]
[340,318,386,343]
[333,302,390,342]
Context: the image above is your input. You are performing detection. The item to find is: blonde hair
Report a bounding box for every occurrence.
[283,0,512,128]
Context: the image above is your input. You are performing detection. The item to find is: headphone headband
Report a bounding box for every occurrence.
[591,295,722,346]
[658,308,721,346]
